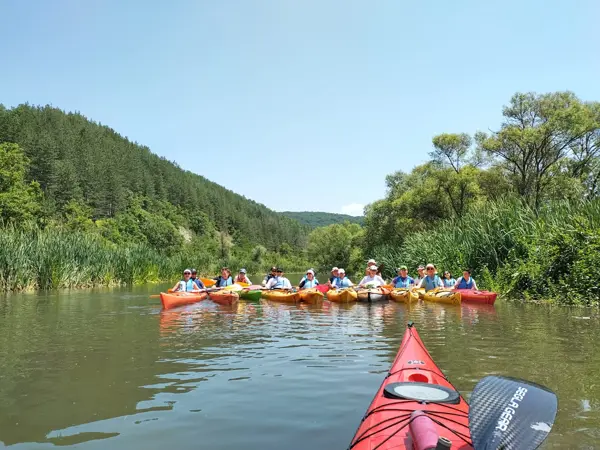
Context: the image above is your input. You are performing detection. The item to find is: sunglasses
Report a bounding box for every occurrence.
[276,270,283,273]
[427,268,435,271]
[183,273,191,276]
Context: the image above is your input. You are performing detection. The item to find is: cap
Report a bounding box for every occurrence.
[338,268,345,274]
[397,265,408,271]
[270,266,277,271]
[183,269,192,274]
[369,265,378,271]
[367,259,376,264]
[239,268,247,274]
[191,268,197,274]
[418,265,425,270]
[306,269,315,275]
[426,264,435,269]
[276,267,283,272]
[331,267,339,272]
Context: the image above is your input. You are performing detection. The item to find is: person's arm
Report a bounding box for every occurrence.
[358,276,367,287]
[265,278,275,289]
[437,277,444,288]
[471,279,478,290]
[453,278,461,290]
[299,278,306,289]
[192,282,201,292]
[245,276,251,284]
[171,281,181,292]
[417,278,425,289]
[284,278,292,289]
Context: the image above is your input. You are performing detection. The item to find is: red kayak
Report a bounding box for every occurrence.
[349,323,472,449]
[160,291,208,310]
[209,291,239,305]
[455,289,497,305]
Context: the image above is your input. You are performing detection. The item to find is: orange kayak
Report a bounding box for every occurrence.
[349,322,471,449]
[209,291,239,305]
[455,289,497,305]
[160,291,208,310]
[298,288,325,304]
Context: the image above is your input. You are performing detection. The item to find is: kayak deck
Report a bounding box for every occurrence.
[349,323,472,449]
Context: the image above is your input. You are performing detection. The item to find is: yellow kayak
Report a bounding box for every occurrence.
[423,289,461,305]
[415,288,426,299]
[327,288,358,302]
[298,288,324,304]
[261,289,300,303]
[389,288,419,303]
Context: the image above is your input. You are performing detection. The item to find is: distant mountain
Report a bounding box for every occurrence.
[280,211,364,228]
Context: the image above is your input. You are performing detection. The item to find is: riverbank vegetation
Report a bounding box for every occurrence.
[358,91,600,305]
[0,105,309,291]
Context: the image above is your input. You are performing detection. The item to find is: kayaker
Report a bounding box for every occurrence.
[328,267,340,287]
[392,266,414,288]
[261,266,277,287]
[332,268,353,288]
[190,269,206,289]
[417,264,444,291]
[234,269,252,284]
[442,271,456,288]
[453,269,478,290]
[265,268,292,289]
[414,265,425,286]
[299,269,319,289]
[358,265,386,287]
[214,267,233,288]
[171,269,203,292]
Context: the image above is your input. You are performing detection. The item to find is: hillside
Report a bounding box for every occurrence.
[0,104,308,254]
[280,211,364,228]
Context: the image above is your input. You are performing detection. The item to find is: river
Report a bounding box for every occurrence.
[0,278,599,449]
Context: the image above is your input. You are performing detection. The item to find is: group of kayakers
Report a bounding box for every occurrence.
[171,261,478,293]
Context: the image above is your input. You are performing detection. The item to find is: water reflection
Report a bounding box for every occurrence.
[1,288,599,449]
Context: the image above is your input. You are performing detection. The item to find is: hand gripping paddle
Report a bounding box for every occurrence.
[468,375,558,450]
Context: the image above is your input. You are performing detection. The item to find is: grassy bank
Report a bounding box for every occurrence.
[0,228,308,292]
[374,198,600,306]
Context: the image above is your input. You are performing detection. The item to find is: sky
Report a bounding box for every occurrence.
[1,0,599,216]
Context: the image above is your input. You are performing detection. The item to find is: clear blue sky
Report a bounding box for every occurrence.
[2,0,599,216]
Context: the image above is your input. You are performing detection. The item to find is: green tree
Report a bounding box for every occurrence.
[307,223,364,273]
[476,92,600,210]
[0,143,42,223]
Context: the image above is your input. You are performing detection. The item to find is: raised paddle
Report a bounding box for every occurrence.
[468,375,558,450]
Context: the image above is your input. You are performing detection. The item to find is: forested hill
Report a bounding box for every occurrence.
[0,104,308,252]
[280,211,364,228]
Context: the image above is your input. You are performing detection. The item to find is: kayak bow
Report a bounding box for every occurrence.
[349,322,471,449]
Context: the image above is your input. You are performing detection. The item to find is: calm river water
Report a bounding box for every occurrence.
[1,279,599,449]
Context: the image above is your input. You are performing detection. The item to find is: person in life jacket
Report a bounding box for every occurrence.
[417,264,444,291]
[328,267,340,287]
[234,268,251,285]
[332,268,353,288]
[442,271,456,288]
[358,265,386,287]
[413,265,426,286]
[190,269,205,289]
[264,268,292,289]
[453,269,478,290]
[262,266,277,286]
[214,267,233,288]
[171,269,203,292]
[392,266,414,288]
[299,269,319,289]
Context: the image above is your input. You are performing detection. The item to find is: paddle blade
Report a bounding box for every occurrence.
[316,284,329,293]
[469,376,557,450]
[200,278,216,287]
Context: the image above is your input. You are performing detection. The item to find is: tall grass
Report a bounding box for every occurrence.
[374,198,600,305]
[0,227,309,292]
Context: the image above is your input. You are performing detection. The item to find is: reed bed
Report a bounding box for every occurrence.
[374,198,600,305]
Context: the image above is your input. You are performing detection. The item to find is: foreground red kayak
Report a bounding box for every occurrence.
[455,289,497,305]
[160,291,208,310]
[350,323,472,449]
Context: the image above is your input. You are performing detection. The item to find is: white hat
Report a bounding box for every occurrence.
[338,268,345,274]
[367,259,376,264]
[331,267,339,272]
[369,265,378,271]
[306,269,315,275]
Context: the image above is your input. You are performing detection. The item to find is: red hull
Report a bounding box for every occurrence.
[209,291,239,305]
[160,292,208,310]
[350,324,472,449]
[455,289,497,305]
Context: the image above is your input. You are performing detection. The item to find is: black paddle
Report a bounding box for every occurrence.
[468,375,558,450]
